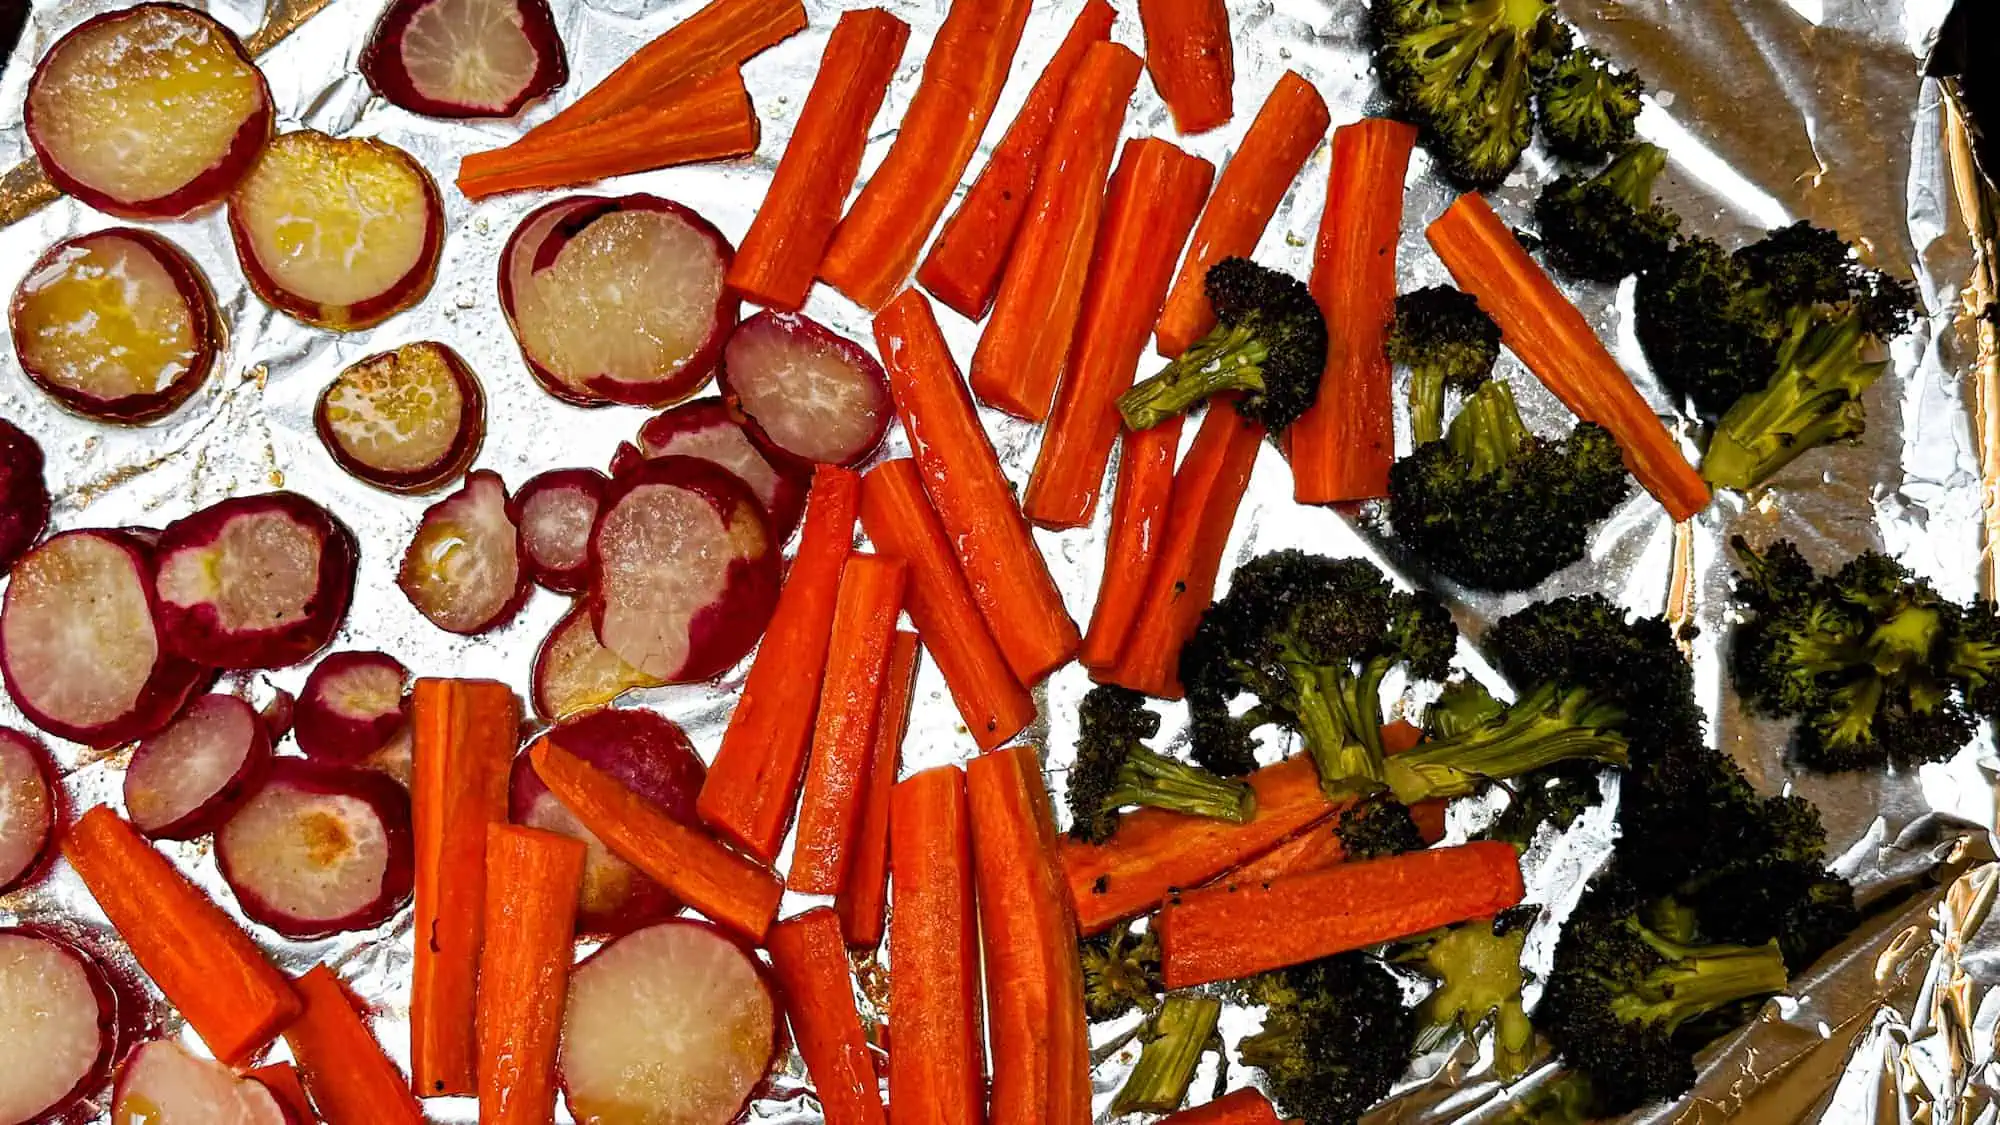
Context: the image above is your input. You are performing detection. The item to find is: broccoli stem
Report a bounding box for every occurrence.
[1446,380,1530,478]
[1382,683,1629,804]
[1104,746,1257,824]
[1611,937,1788,1034]
[1290,659,1393,796]
[1117,321,1269,430]
[1410,370,1450,447]
[1109,995,1223,1115]
[1701,312,1884,492]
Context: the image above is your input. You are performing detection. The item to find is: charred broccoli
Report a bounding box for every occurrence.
[1534,45,1643,161]
[1533,142,1679,282]
[1118,258,1328,432]
[1108,994,1223,1114]
[1080,924,1163,1022]
[1387,285,1502,446]
[1066,685,1255,844]
[1335,796,1427,859]
[1373,0,1569,187]
[1239,953,1417,1125]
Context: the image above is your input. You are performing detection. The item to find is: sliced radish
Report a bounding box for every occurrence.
[0,419,49,574]
[154,493,359,670]
[112,1038,296,1125]
[364,724,416,788]
[10,228,222,424]
[258,689,296,741]
[531,605,663,723]
[228,130,444,330]
[296,651,409,764]
[361,0,567,119]
[588,456,778,684]
[721,312,892,468]
[0,928,117,1125]
[559,920,781,1125]
[398,469,529,635]
[316,342,486,494]
[500,195,738,408]
[216,759,415,939]
[0,530,207,748]
[510,469,607,595]
[24,3,272,220]
[634,400,809,541]
[123,694,273,841]
[0,730,58,896]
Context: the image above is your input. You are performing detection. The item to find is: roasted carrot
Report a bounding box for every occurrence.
[476,825,587,1125]
[917,0,1118,320]
[1154,72,1330,358]
[699,466,861,862]
[1137,0,1234,135]
[819,0,1035,308]
[409,677,518,1097]
[1160,1089,1282,1125]
[1024,140,1213,529]
[248,1064,317,1124]
[858,460,1036,750]
[969,41,1144,422]
[967,745,1093,1125]
[61,806,301,1065]
[1077,417,1184,671]
[726,9,910,311]
[1287,118,1419,504]
[791,553,909,894]
[286,966,425,1125]
[1427,193,1712,521]
[766,908,887,1125]
[888,766,985,1125]
[836,630,921,949]
[876,290,1079,682]
[531,738,784,941]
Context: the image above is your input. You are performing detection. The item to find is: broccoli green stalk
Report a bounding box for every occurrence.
[1108,995,1223,1115]
[1374,0,1567,187]
[1117,258,1328,432]
[1239,954,1417,1125]
[1066,685,1255,844]
[1533,142,1680,282]
[1383,682,1629,804]
[1425,678,1508,740]
[1387,285,1501,445]
[1080,925,1162,1022]
[1699,312,1888,491]
[1398,913,1536,1078]
[1534,45,1644,162]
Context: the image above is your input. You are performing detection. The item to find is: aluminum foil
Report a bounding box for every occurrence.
[0,0,1995,1121]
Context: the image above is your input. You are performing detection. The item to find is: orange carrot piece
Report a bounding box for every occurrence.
[699,466,861,862]
[1157,841,1527,987]
[1427,194,1712,521]
[917,0,1118,320]
[1286,118,1418,504]
[1160,1089,1282,1125]
[726,9,910,311]
[836,630,921,949]
[791,554,909,894]
[1137,0,1234,135]
[969,42,1144,422]
[476,825,587,1125]
[1154,72,1330,358]
[1025,140,1214,530]
[858,460,1036,750]
[531,738,784,941]
[888,766,985,1125]
[248,1064,317,1124]
[1077,417,1184,671]
[819,0,1036,309]
[876,290,1080,681]
[286,966,425,1125]
[60,807,301,1065]
[766,908,888,1125]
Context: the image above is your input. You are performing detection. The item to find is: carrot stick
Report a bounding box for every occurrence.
[476,825,587,1125]
[726,9,910,311]
[876,290,1079,682]
[1137,0,1234,135]
[968,42,1144,422]
[916,0,1118,320]
[818,0,1035,309]
[836,630,921,949]
[1160,1089,1282,1125]
[531,738,784,941]
[699,466,861,862]
[766,908,888,1125]
[858,460,1036,750]
[60,806,300,1065]
[1156,841,1526,987]
[888,766,985,1125]
[286,966,425,1125]
[1025,140,1214,529]
[1077,417,1184,670]
[409,678,518,1097]
[1286,118,1419,504]
[967,745,1092,1125]
[248,1064,317,1124]
[791,553,909,894]
[1427,193,1712,521]
[1154,72,1330,358]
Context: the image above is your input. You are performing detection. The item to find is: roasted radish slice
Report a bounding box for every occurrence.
[316,342,486,493]
[123,694,273,841]
[501,195,737,408]
[154,493,359,670]
[0,420,49,574]
[113,1038,298,1125]
[531,605,663,723]
[634,400,809,541]
[399,469,529,635]
[228,131,444,330]
[362,0,567,119]
[589,457,778,683]
[296,651,409,763]
[0,929,116,1125]
[258,689,297,741]
[216,759,415,939]
[559,920,781,1125]
[11,228,222,424]
[0,730,58,895]
[24,3,272,220]
[510,469,606,595]
[722,312,892,468]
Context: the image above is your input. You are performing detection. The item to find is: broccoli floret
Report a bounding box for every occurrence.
[1948,601,2000,719]
[1482,764,1603,846]
[1374,0,1568,187]
[1336,796,1426,859]
[1387,285,1501,445]
[1677,859,1858,972]
[1382,681,1629,804]
[1118,258,1328,432]
[1484,594,1704,758]
[1533,142,1679,282]
[1387,380,1632,592]
[1634,237,1779,418]
[1534,45,1643,161]
[1239,953,1417,1125]
[1066,685,1255,844]
[1395,908,1537,1078]
[1080,924,1163,1022]
[1108,994,1223,1114]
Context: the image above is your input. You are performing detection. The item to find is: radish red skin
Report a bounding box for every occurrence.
[0,729,60,896]
[721,312,893,469]
[635,399,809,541]
[216,759,416,940]
[361,0,567,119]
[296,651,410,763]
[123,693,274,841]
[0,419,49,576]
[0,927,120,1125]
[509,468,607,595]
[314,342,486,494]
[154,493,359,670]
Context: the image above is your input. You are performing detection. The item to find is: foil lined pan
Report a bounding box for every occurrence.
[0,0,1995,1121]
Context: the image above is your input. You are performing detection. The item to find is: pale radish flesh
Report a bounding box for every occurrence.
[316,342,485,493]
[531,605,663,723]
[112,1039,292,1125]
[0,419,49,575]
[215,759,415,939]
[123,694,272,841]
[154,493,358,670]
[510,468,606,595]
[362,0,567,118]
[559,920,780,1125]
[634,400,808,540]
[0,929,115,1125]
[0,730,57,895]
[721,312,892,467]
[398,469,529,635]
[296,651,409,763]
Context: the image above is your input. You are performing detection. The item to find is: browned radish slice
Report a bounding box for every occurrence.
[399,469,529,635]
[0,530,207,748]
[10,228,222,424]
[510,469,606,595]
[530,604,663,723]
[316,342,485,493]
[634,400,809,541]
[296,651,409,763]
[0,419,49,577]
[154,493,359,670]
[361,0,567,119]
[588,457,778,684]
[364,724,416,788]
[259,689,297,741]
[112,1038,296,1125]
[216,759,415,939]
[24,3,272,220]
[228,130,444,330]
[0,928,117,1125]
[0,730,58,895]
[721,312,892,468]
[559,920,781,1125]
[500,195,737,408]
[123,694,273,841]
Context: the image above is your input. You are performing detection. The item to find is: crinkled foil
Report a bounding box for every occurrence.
[1,0,1996,1121]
